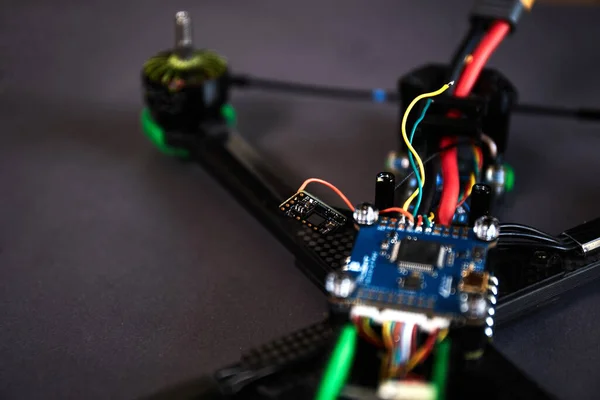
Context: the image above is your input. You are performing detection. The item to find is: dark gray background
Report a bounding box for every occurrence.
[1,1,600,399]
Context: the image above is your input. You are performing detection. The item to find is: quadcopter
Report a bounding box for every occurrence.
[139,3,600,400]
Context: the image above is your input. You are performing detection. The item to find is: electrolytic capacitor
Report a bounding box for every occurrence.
[469,183,492,226]
[375,172,395,210]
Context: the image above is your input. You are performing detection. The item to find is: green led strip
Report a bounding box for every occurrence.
[140,108,189,158]
[432,338,451,400]
[140,105,237,157]
[504,163,515,192]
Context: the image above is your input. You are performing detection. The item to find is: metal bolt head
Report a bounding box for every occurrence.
[473,216,500,242]
[460,293,489,319]
[485,164,506,196]
[325,272,356,298]
[353,203,379,226]
[341,257,352,271]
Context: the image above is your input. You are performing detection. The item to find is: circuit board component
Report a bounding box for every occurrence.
[279,191,347,234]
[337,216,496,323]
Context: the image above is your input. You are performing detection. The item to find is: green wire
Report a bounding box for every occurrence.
[432,338,451,400]
[473,146,481,180]
[424,215,432,228]
[408,99,433,215]
[315,324,358,400]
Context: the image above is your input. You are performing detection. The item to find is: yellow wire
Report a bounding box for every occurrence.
[466,173,476,197]
[362,319,381,344]
[404,329,449,373]
[382,321,394,349]
[428,212,435,224]
[438,329,449,342]
[380,353,391,380]
[381,321,398,379]
[401,82,454,211]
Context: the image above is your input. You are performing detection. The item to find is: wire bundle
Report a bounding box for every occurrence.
[352,317,448,380]
[437,21,511,225]
[497,223,578,252]
[396,21,512,223]
[400,83,453,215]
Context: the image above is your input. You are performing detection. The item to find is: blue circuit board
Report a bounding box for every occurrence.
[343,217,493,319]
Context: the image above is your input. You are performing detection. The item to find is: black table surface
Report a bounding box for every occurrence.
[1,1,600,399]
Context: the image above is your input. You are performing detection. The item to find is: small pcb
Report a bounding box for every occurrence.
[279,191,347,234]
[339,216,495,322]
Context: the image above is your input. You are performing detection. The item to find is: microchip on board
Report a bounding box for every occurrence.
[279,191,347,234]
[395,240,445,272]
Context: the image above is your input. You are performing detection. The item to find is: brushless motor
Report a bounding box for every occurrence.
[141,11,229,132]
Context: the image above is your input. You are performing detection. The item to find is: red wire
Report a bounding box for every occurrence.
[438,138,459,225]
[454,21,511,97]
[416,330,439,362]
[437,21,511,225]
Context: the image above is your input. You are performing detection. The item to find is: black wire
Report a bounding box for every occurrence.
[513,104,600,121]
[499,223,559,241]
[393,140,482,193]
[230,74,600,122]
[419,152,439,215]
[496,241,577,252]
[498,232,560,244]
[229,74,398,103]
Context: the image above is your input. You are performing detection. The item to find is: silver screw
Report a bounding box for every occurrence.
[325,272,356,298]
[353,203,379,226]
[485,164,506,196]
[473,216,500,242]
[174,11,193,51]
[341,257,352,271]
[460,293,488,319]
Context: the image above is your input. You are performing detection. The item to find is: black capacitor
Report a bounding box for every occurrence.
[375,172,395,210]
[469,183,492,226]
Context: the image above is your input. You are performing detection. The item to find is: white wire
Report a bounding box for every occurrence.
[400,323,414,364]
[480,133,498,158]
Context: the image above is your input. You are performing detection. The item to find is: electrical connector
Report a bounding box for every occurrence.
[471,0,535,29]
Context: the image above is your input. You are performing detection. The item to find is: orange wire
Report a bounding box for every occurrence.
[474,146,483,170]
[380,207,414,222]
[297,179,416,222]
[456,173,476,208]
[297,178,354,211]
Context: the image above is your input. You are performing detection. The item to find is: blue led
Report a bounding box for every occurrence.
[372,89,387,103]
